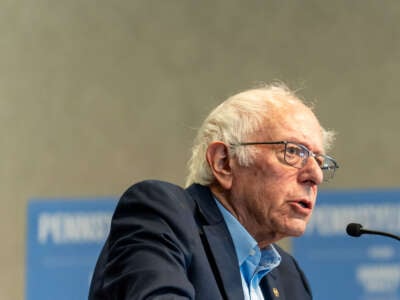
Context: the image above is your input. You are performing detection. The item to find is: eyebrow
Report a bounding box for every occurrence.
[285,139,325,154]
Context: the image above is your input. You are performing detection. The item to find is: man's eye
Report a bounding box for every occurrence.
[287,146,301,155]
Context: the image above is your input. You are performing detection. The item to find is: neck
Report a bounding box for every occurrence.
[209,183,284,248]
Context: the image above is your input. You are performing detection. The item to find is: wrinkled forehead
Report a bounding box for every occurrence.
[259,100,324,150]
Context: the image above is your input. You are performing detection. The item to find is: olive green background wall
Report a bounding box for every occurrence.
[2,1,400,299]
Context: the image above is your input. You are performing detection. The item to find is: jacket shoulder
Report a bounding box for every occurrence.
[118,180,192,210]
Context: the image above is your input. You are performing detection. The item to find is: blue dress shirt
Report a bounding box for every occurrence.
[215,199,282,300]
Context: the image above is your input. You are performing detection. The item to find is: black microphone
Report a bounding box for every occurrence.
[346,223,400,241]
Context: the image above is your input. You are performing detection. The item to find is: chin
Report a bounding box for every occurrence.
[285,222,307,237]
[289,229,305,237]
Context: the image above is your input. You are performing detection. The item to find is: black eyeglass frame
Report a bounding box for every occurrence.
[231,140,339,181]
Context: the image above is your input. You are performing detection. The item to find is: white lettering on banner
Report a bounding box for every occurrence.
[356,263,400,293]
[38,212,112,244]
[367,245,396,260]
[306,204,400,236]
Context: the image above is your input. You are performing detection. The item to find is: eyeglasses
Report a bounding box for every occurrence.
[232,141,339,181]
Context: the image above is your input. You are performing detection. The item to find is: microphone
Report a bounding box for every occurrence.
[346,223,400,241]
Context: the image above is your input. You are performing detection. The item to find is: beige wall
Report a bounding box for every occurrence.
[2,1,400,299]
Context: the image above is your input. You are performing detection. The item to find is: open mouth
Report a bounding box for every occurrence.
[297,200,311,209]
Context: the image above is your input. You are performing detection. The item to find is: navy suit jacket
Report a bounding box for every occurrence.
[89,180,312,300]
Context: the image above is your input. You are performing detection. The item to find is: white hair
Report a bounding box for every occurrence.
[185,83,335,187]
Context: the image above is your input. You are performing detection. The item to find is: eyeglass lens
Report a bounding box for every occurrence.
[284,142,336,180]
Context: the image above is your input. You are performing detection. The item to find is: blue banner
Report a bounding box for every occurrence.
[293,189,400,300]
[26,198,117,300]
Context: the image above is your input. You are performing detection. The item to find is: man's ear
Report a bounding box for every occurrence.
[206,142,233,190]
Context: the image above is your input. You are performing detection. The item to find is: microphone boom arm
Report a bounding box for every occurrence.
[361,228,400,241]
[346,223,400,241]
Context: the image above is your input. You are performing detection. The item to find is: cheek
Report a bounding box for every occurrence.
[246,166,290,205]
[232,160,298,212]
[252,185,283,217]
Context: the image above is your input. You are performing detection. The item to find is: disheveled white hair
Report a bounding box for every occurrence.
[185,83,335,187]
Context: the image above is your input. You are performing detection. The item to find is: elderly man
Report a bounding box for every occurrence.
[89,83,338,300]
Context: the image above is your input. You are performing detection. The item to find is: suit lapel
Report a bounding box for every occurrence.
[261,268,286,300]
[202,224,244,300]
[187,184,244,300]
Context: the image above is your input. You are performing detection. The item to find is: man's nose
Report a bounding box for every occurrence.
[299,156,324,185]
